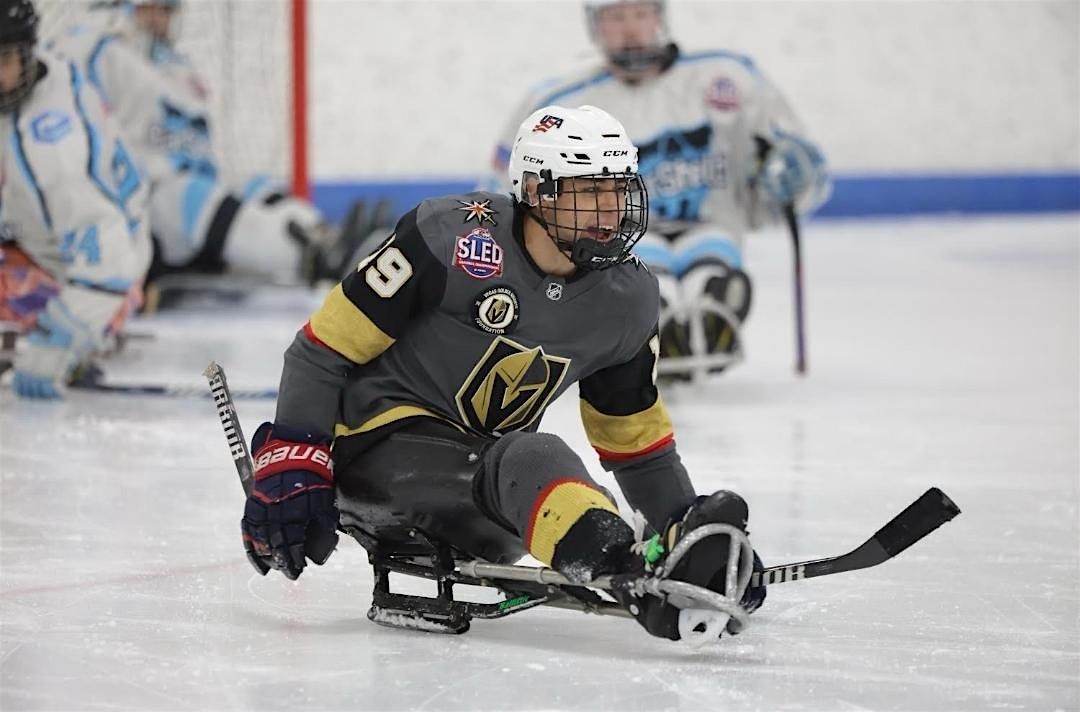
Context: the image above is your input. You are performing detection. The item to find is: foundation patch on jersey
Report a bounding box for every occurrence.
[456,199,498,226]
[472,286,519,335]
[453,227,504,279]
[705,76,740,111]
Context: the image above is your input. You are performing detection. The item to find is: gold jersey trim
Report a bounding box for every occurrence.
[309,284,395,364]
[578,396,673,457]
[334,405,466,439]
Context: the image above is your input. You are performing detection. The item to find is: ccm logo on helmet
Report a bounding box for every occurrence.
[254,444,332,471]
[522,155,544,164]
[602,149,629,157]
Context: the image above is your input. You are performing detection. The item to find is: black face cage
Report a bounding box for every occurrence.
[533,170,649,271]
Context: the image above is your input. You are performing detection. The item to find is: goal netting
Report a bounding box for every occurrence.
[35,0,304,194]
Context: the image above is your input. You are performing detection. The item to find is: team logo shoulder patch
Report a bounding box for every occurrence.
[473,286,519,335]
[705,77,740,111]
[453,227,503,279]
[457,199,498,226]
[31,111,73,144]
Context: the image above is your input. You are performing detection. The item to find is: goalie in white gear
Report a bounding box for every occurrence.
[45,0,356,293]
[489,0,831,377]
[1,0,151,399]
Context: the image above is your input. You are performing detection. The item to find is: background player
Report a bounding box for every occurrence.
[490,0,831,376]
[0,0,150,399]
[46,0,357,293]
[239,104,766,643]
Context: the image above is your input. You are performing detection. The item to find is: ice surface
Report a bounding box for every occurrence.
[2,215,1077,711]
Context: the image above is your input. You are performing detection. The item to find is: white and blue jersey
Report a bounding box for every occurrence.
[492,49,829,272]
[47,16,214,187]
[46,11,316,275]
[0,50,150,339]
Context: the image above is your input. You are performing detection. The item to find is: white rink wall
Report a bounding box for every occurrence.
[306,0,1080,179]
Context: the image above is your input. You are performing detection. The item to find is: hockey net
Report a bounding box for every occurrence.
[34,0,305,195]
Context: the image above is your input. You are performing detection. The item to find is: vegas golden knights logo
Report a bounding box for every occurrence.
[456,336,570,433]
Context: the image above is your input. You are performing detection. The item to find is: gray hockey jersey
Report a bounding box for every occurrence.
[276,192,677,470]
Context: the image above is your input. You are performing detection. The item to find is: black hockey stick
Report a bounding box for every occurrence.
[203,364,961,597]
[62,361,278,399]
[750,487,961,587]
[785,202,807,375]
[203,361,256,495]
[70,380,278,399]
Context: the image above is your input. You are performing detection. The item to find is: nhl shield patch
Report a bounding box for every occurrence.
[454,228,504,279]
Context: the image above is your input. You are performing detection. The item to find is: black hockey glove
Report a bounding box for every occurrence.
[241,422,339,579]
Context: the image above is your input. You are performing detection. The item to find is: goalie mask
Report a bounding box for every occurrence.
[584,0,672,75]
[0,0,39,114]
[508,105,648,271]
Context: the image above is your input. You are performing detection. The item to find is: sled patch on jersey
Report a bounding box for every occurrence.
[472,286,519,335]
[453,227,503,279]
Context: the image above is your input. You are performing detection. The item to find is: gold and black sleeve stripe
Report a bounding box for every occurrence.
[305,207,447,364]
[578,331,675,462]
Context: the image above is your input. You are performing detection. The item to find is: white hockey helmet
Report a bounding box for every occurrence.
[584,0,672,73]
[508,105,648,270]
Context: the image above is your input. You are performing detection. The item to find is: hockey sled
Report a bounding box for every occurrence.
[343,524,633,635]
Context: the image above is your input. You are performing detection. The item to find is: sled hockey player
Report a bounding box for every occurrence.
[45,0,358,294]
[240,105,766,643]
[0,0,151,399]
[489,0,831,377]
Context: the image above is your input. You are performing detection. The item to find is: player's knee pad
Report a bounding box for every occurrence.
[483,431,625,572]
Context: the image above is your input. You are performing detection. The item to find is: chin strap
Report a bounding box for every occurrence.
[524,209,625,271]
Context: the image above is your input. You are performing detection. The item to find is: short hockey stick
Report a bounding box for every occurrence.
[203,364,961,593]
[749,487,961,587]
[70,380,278,399]
[203,361,256,495]
[785,202,807,375]
[62,360,277,399]
[456,487,960,591]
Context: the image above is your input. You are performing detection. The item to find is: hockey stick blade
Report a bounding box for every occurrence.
[751,487,961,587]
